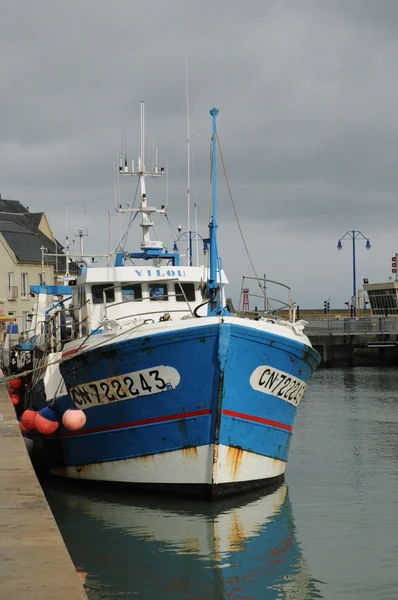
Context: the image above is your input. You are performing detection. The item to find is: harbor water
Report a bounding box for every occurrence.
[42,367,398,599]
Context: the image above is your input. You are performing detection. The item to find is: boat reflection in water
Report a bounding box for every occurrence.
[43,480,323,599]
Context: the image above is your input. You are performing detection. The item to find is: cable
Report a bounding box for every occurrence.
[216,132,265,298]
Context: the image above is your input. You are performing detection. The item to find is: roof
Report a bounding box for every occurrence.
[0,197,80,274]
[0,199,66,270]
[25,212,43,227]
[0,216,57,263]
[0,198,28,214]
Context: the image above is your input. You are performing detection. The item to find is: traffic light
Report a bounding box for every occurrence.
[392,255,397,274]
[324,300,330,314]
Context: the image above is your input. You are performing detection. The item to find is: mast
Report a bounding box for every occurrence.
[208,107,219,311]
[186,51,192,266]
[115,102,180,267]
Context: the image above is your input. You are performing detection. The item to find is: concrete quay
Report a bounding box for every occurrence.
[0,379,87,600]
[305,318,398,367]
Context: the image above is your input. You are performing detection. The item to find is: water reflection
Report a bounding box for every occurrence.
[43,479,322,600]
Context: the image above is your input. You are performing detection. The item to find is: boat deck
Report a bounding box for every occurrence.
[0,377,87,600]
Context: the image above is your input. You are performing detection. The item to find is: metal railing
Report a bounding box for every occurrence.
[304,317,398,336]
[17,300,91,352]
[237,276,293,320]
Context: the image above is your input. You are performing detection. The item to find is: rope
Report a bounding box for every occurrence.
[216,132,265,298]
[164,213,178,243]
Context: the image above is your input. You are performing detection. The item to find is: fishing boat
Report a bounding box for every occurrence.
[5,105,321,498]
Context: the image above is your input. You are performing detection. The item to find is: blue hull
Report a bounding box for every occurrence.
[54,320,319,495]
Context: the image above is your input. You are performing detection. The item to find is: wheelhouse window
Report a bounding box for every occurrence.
[149,284,168,301]
[92,284,115,304]
[122,284,142,302]
[174,282,196,302]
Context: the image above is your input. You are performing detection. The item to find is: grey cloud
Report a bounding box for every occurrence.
[1,0,398,309]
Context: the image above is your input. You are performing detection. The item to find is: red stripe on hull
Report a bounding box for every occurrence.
[59,408,212,437]
[222,409,292,432]
[62,346,87,358]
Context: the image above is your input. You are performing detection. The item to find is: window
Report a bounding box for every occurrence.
[91,284,115,304]
[122,284,142,302]
[174,282,196,302]
[7,273,17,299]
[21,273,28,297]
[149,284,168,301]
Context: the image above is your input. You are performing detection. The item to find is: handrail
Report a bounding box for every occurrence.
[241,275,291,292]
[111,308,196,322]
[239,275,293,319]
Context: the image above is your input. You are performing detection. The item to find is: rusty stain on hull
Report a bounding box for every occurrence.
[226,446,244,481]
[181,446,198,460]
[137,454,155,463]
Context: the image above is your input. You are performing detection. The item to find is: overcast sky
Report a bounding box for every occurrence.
[1,0,398,309]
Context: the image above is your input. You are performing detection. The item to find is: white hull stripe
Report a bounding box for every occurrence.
[50,445,286,485]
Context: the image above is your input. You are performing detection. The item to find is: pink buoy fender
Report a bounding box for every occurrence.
[35,406,61,435]
[21,408,38,430]
[62,407,87,431]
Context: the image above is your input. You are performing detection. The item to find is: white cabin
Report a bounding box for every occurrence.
[71,265,229,334]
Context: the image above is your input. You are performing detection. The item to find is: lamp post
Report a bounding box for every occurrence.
[337,231,371,318]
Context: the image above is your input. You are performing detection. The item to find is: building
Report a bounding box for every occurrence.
[0,195,69,337]
[363,280,398,316]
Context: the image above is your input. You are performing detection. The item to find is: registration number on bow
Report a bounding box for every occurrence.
[69,366,180,409]
[250,366,306,406]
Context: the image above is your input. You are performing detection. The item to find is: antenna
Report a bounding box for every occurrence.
[152,132,155,171]
[65,206,70,277]
[186,49,191,266]
[108,210,112,260]
[140,100,145,170]
[114,156,118,209]
[75,228,88,257]
[194,202,199,266]
[165,157,169,208]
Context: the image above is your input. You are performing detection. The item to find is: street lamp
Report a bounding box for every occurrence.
[337,230,371,318]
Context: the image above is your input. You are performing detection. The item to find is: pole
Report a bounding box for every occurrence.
[396,252,398,282]
[263,274,267,312]
[186,51,191,267]
[208,108,219,310]
[352,230,357,318]
[194,203,199,266]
